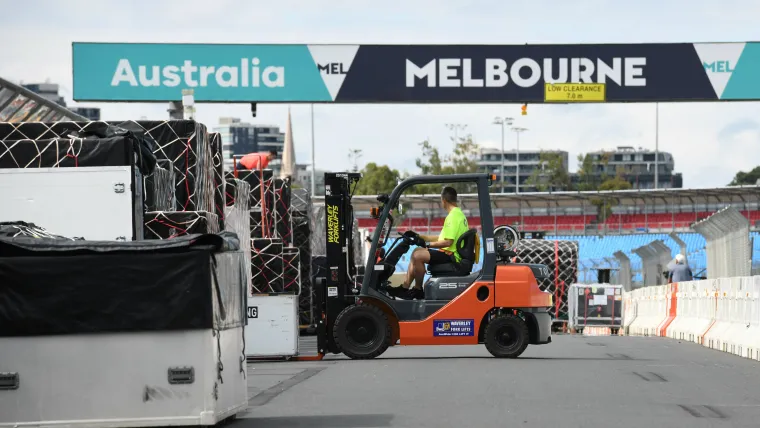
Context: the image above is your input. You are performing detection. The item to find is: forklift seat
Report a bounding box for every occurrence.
[427,228,478,277]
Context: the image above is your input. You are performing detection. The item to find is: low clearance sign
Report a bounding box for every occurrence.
[71,42,760,103]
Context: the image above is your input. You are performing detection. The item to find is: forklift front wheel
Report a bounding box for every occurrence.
[484,314,529,358]
[333,304,392,360]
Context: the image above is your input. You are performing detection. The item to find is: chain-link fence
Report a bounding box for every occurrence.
[632,239,672,287]
[692,206,751,279]
[577,258,619,284]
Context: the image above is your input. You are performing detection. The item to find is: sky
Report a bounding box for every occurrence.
[1,0,759,188]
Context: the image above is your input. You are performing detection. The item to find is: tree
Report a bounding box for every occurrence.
[411,135,480,194]
[574,151,632,221]
[592,174,633,222]
[576,151,616,191]
[353,162,401,196]
[525,151,571,192]
[729,166,760,186]
[575,153,596,191]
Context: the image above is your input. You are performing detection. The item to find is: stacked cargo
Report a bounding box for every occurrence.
[224,172,253,295]
[513,239,580,324]
[0,116,316,324]
[0,119,250,426]
[291,188,314,326]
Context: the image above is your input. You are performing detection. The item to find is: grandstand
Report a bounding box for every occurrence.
[322,184,760,286]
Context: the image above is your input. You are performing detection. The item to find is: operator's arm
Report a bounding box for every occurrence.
[426,238,453,249]
[412,233,452,249]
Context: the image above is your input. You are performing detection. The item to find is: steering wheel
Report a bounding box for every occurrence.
[399,230,427,248]
[398,231,417,245]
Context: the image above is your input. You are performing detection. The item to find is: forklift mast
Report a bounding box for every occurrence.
[317,172,361,354]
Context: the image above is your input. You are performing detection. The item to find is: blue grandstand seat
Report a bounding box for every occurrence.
[382,232,759,283]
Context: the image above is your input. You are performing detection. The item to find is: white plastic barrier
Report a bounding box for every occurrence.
[627,285,671,337]
[743,277,760,360]
[621,290,637,332]
[623,275,760,362]
[666,280,716,343]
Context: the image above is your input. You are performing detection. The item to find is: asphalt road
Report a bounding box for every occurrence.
[229,335,760,428]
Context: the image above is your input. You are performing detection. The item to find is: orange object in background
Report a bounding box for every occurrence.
[238,152,271,170]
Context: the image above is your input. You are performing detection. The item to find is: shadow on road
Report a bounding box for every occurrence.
[228,413,394,427]
[322,355,651,362]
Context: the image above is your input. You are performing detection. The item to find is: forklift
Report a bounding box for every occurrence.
[313,172,553,360]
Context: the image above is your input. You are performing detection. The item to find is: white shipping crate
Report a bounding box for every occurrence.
[0,166,143,240]
[0,328,247,427]
[245,295,299,358]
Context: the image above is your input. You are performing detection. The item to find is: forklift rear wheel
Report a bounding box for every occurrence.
[484,314,529,358]
[333,304,392,360]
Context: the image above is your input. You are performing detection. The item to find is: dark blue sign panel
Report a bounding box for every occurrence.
[433,319,475,337]
[72,42,759,103]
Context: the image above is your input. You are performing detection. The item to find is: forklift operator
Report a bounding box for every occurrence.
[396,186,469,299]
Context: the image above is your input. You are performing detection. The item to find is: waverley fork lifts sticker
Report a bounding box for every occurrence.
[433,319,475,337]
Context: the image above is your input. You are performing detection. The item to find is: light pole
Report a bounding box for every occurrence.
[654,103,659,189]
[310,104,316,196]
[348,149,363,172]
[445,123,467,143]
[493,117,514,193]
[511,127,528,193]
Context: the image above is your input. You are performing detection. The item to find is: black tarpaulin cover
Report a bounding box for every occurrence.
[0,232,244,337]
[0,136,134,169]
[0,221,75,240]
[0,120,213,212]
[0,122,159,176]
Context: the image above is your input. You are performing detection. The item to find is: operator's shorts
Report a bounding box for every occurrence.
[427,249,454,265]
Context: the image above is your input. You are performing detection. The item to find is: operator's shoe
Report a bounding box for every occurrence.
[385,286,407,298]
[403,287,425,300]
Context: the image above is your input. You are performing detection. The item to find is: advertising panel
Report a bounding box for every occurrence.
[72,42,760,103]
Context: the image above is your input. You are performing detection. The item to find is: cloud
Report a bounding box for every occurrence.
[2,0,760,189]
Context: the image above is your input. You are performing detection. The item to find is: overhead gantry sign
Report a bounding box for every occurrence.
[71,42,757,103]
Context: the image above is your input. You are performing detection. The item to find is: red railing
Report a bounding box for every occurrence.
[355,211,760,234]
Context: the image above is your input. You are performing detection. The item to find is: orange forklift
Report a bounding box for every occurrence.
[313,172,553,360]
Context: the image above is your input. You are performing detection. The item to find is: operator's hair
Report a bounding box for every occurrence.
[268,149,278,157]
[441,186,458,204]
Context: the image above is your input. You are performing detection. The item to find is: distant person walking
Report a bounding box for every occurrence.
[669,254,693,283]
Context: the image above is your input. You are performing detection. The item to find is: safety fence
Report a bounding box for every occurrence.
[693,206,752,279]
[623,275,760,361]
[577,259,619,284]
[632,239,673,288]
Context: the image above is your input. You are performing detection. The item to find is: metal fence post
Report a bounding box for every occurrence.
[668,232,688,264]
[650,240,674,285]
[614,251,633,291]
[633,244,660,287]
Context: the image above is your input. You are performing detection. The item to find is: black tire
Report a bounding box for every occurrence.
[484,314,529,358]
[333,304,392,360]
